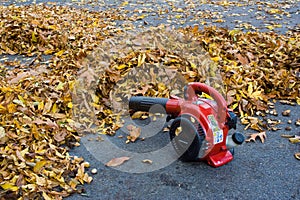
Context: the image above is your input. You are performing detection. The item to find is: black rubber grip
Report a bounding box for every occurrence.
[129,96,168,112]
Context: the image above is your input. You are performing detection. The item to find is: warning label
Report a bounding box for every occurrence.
[208,115,223,144]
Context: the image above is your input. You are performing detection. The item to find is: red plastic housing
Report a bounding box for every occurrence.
[166,83,233,167]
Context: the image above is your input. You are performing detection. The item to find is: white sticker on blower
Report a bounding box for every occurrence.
[208,115,223,144]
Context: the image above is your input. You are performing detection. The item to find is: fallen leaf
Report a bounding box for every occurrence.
[245,132,267,143]
[128,126,141,142]
[131,111,148,119]
[33,160,49,173]
[0,126,5,138]
[282,110,291,116]
[105,157,130,167]
[42,192,52,200]
[281,134,294,138]
[285,126,292,131]
[289,136,300,144]
[1,182,19,192]
[295,153,300,160]
[142,159,153,164]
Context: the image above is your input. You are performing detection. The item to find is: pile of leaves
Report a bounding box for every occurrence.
[0,3,299,200]
[185,26,299,131]
[0,4,122,199]
[188,26,299,113]
[73,27,222,135]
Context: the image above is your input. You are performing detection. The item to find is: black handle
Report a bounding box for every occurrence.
[129,96,169,112]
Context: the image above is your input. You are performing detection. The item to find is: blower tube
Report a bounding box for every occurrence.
[129,96,169,113]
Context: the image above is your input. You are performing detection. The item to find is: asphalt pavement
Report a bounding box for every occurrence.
[1,1,300,199]
[67,102,300,200]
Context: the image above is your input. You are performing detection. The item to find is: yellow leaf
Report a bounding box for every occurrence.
[38,101,44,111]
[266,25,274,30]
[67,102,73,109]
[247,82,253,95]
[289,136,300,144]
[18,95,26,105]
[231,102,239,110]
[116,64,127,70]
[7,103,16,113]
[69,179,79,190]
[121,1,128,6]
[68,80,75,90]
[296,97,300,105]
[201,93,213,100]
[52,103,57,113]
[137,53,146,67]
[251,90,262,100]
[31,31,37,43]
[1,182,18,191]
[55,50,65,57]
[66,125,75,132]
[56,82,65,90]
[44,49,54,55]
[0,104,5,112]
[131,111,147,119]
[83,173,93,183]
[47,25,58,30]
[189,61,197,69]
[137,14,146,20]
[214,19,225,23]
[11,16,21,21]
[32,124,39,140]
[157,82,166,92]
[268,9,281,14]
[211,57,220,62]
[91,94,99,104]
[42,192,52,200]
[33,161,48,173]
[229,29,240,37]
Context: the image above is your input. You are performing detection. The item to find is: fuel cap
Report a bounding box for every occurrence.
[232,132,245,145]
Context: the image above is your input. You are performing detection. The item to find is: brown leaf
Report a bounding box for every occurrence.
[126,124,135,131]
[54,130,68,142]
[16,150,26,162]
[281,134,294,138]
[16,174,25,187]
[127,125,141,142]
[282,110,291,116]
[8,72,31,84]
[105,157,130,167]
[236,53,249,65]
[245,131,267,143]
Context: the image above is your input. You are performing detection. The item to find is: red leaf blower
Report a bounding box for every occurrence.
[129,82,244,167]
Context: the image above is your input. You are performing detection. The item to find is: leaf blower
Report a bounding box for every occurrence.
[129,82,244,167]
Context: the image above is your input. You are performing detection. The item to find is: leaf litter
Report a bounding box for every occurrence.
[0,1,300,199]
